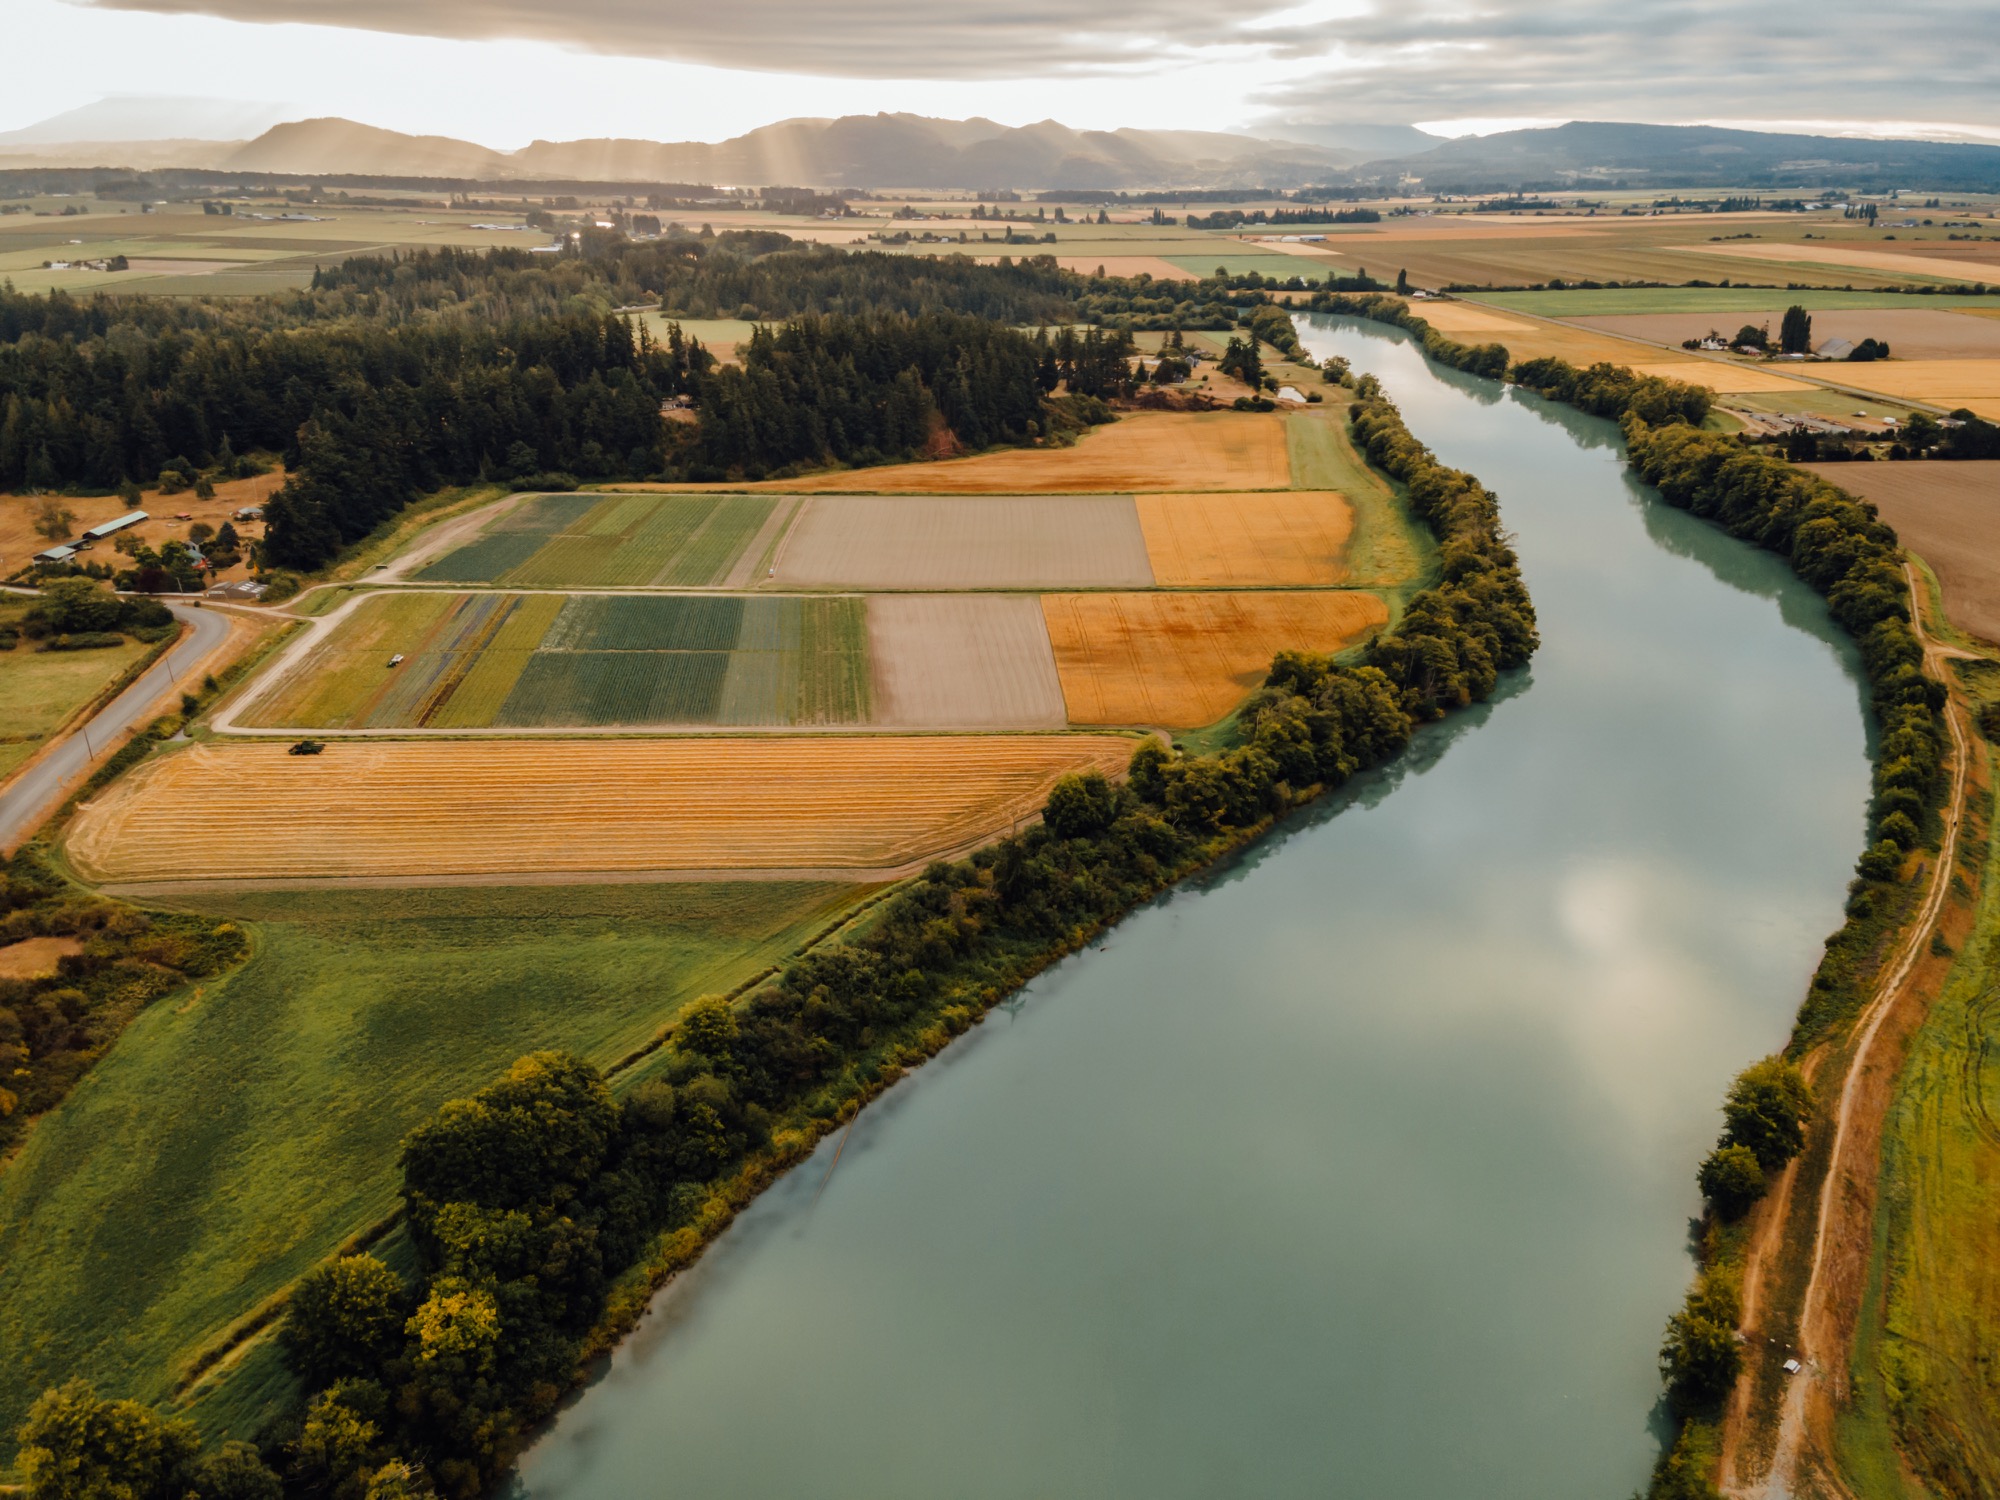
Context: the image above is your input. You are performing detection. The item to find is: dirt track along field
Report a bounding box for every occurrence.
[1041,590,1390,727]
[761,410,1294,493]
[65,736,1140,884]
[773,495,1155,588]
[1803,461,2000,643]
[1136,491,1354,586]
[866,595,1068,728]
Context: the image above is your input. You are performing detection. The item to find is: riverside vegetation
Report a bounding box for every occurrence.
[11,379,1537,1498]
[1318,292,1953,1500]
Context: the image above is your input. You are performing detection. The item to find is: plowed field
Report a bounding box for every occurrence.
[761,411,1292,494]
[1041,590,1389,727]
[1802,461,2000,642]
[774,495,1154,588]
[1136,491,1355,586]
[67,737,1138,883]
[867,595,1067,727]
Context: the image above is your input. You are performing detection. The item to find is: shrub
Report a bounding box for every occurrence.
[1721,1056,1813,1171]
[282,1255,410,1389]
[1696,1143,1766,1218]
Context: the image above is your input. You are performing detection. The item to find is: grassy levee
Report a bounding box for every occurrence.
[1283,397,1438,601]
[0,880,869,1471]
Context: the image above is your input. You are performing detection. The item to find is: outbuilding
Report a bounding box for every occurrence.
[34,544,78,564]
[80,509,148,543]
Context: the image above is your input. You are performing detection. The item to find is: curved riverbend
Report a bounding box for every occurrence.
[507,320,1872,1499]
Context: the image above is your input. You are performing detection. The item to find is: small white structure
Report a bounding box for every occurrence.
[1273,386,1308,406]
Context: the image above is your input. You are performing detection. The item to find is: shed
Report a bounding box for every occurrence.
[35,544,78,564]
[81,509,148,542]
[1817,337,1856,359]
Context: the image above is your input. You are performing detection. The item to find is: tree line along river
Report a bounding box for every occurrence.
[505,317,1874,1499]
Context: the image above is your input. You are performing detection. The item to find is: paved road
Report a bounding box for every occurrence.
[0,601,233,852]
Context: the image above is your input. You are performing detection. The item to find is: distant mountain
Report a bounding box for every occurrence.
[223,119,512,178]
[0,95,289,145]
[1263,122,1447,159]
[1359,121,2000,191]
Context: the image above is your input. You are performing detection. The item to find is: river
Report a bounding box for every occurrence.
[507,318,1873,1499]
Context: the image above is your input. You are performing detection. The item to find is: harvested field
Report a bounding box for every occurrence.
[1801,461,2000,642]
[1041,590,1389,727]
[1626,360,1814,393]
[1810,359,2000,419]
[866,595,1067,728]
[1053,255,1195,280]
[1570,308,2000,361]
[243,592,869,729]
[764,411,1292,494]
[1136,491,1354,586]
[1680,241,2000,284]
[417,492,775,587]
[774,495,1154,588]
[65,737,1140,883]
[1422,300,1678,368]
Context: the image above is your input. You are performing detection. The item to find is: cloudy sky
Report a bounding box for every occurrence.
[8,0,1998,148]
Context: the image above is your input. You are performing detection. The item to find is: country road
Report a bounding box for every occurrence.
[0,601,234,853]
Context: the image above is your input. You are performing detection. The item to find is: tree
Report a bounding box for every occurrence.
[1696,1143,1765,1217]
[17,1379,202,1500]
[1779,304,1813,355]
[282,1255,409,1389]
[1043,772,1119,841]
[1394,268,1410,295]
[32,499,76,542]
[1733,323,1770,351]
[1721,1056,1812,1170]
[189,1442,284,1500]
[32,578,123,634]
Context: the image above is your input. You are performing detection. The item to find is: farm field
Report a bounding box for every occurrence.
[1041,590,1389,727]
[1136,491,1354,586]
[762,410,1293,493]
[773,494,1154,588]
[0,880,867,1457]
[1804,359,2000,420]
[1477,288,2000,317]
[241,591,869,729]
[866,595,1068,728]
[0,603,157,782]
[1429,298,1815,391]
[1283,403,1437,591]
[66,735,1141,884]
[1569,307,2000,360]
[1802,462,2000,642]
[1679,239,2000,284]
[416,491,778,587]
[0,472,278,586]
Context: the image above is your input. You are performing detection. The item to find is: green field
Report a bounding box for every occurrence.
[246,591,871,729]
[0,880,871,1466]
[1166,252,1314,279]
[418,491,775,588]
[1284,403,1438,595]
[1477,288,2000,317]
[0,600,159,781]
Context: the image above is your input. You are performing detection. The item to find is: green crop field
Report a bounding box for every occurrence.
[0,880,871,1467]
[252,592,873,729]
[416,492,776,588]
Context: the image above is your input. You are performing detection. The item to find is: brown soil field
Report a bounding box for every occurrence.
[866,595,1067,728]
[1136,491,1354,586]
[761,411,1293,494]
[1680,241,2000,283]
[1571,308,2000,360]
[1802,461,2000,642]
[773,495,1154,588]
[1052,255,1195,280]
[65,736,1138,884]
[0,935,84,979]
[0,471,279,584]
[1041,590,1389,727]
[1811,358,2000,418]
[1428,300,1689,370]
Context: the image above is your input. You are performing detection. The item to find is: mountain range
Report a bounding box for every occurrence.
[4,107,2000,193]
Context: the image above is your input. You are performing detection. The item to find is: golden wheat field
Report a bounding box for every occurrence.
[762,410,1293,493]
[1041,590,1389,727]
[65,737,1140,884]
[1136,491,1354,586]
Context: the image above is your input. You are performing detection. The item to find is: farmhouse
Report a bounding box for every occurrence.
[80,509,148,543]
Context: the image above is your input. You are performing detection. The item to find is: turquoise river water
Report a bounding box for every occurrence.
[508,318,1873,1498]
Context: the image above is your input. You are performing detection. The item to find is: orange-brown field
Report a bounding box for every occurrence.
[1802,460,2000,642]
[0,471,280,584]
[65,736,1139,884]
[1136,491,1354,586]
[1041,590,1388,727]
[1808,358,2000,419]
[762,411,1293,494]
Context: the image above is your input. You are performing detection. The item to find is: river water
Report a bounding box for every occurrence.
[508,319,1872,1499]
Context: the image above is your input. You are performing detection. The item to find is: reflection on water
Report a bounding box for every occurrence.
[508,317,1871,1500]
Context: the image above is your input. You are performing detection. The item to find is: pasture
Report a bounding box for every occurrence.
[241,591,869,729]
[1283,404,1437,591]
[416,491,778,587]
[0,601,157,781]
[1041,590,1389,727]
[66,735,1141,883]
[765,410,1294,493]
[866,595,1068,728]
[773,494,1155,588]
[1802,462,2000,642]
[1136,491,1355,586]
[0,881,866,1458]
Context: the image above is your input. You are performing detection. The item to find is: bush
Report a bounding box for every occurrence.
[282,1255,410,1389]
[1659,1272,1744,1410]
[1721,1056,1813,1171]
